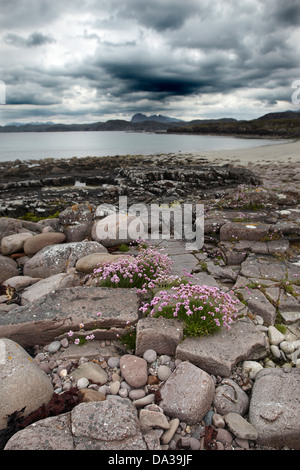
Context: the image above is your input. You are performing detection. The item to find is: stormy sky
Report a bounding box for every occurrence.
[0,0,300,125]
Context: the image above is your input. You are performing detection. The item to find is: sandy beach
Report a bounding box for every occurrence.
[192,139,300,165]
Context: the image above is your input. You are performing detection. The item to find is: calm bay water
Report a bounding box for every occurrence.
[0,130,285,162]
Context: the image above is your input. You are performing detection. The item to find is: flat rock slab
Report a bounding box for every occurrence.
[240,256,286,281]
[249,368,300,450]
[176,318,266,377]
[234,287,277,325]
[0,286,139,348]
[220,221,270,242]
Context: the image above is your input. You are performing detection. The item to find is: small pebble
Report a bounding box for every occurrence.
[129,389,146,400]
[110,381,120,395]
[280,341,295,354]
[216,428,233,445]
[268,325,285,345]
[108,357,120,368]
[212,413,225,428]
[143,349,157,363]
[157,365,172,381]
[189,437,201,450]
[118,388,128,398]
[159,354,171,364]
[77,377,89,389]
[270,344,281,359]
[47,341,61,353]
[60,338,69,348]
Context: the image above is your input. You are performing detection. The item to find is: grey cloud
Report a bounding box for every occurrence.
[1,0,300,124]
[4,31,56,48]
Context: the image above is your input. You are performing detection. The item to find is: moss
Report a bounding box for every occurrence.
[20,211,59,222]
[274,323,287,335]
[200,261,208,272]
[118,243,130,252]
[120,329,136,352]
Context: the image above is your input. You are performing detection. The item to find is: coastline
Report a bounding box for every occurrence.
[183,139,300,166]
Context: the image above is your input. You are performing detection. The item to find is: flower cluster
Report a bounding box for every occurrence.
[140,283,238,338]
[67,323,96,345]
[92,240,173,292]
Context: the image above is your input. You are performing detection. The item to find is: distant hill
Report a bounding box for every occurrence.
[0,111,299,138]
[256,110,300,120]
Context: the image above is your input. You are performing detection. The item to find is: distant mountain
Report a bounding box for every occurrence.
[131,113,182,123]
[0,111,299,138]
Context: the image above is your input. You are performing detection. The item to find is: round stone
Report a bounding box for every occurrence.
[47,341,61,353]
[280,341,295,354]
[77,377,89,389]
[143,349,157,363]
[108,357,120,368]
[110,381,121,395]
[242,360,263,380]
[119,354,148,388]
[157,365,172,382]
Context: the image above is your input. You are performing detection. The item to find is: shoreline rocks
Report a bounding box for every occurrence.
[0,155,300,451]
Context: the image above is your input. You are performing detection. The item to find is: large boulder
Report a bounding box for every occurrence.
[76,253,135,274]
[23,241,107,278]
[59,204,95,242]
[92,213,147,247]
[0,338,54,431]
[249,368,300,450]
[23,232,66,256]
[1,232,33,255]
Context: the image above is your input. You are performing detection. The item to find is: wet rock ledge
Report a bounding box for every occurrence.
[0,154,261,218]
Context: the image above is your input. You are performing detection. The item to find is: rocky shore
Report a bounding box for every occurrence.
[0,147,300,452]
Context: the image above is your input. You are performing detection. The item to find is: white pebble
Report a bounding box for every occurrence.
[280,341,295,354]
[59,368,68,378]
[159,355,171,364]
[47,341,61,353]
[77,377,89,389]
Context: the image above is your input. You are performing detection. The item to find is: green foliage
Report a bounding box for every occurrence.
[118,243,130,252]
[120,329,136,352]
[275,323,287,335]
[21,211,59,222]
